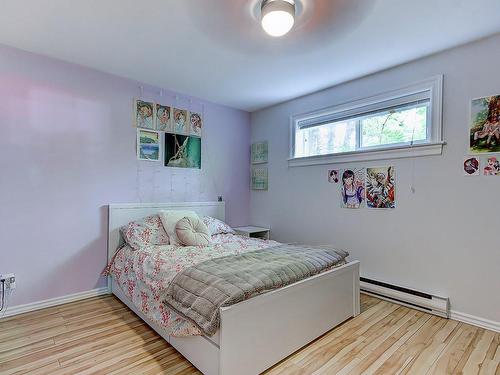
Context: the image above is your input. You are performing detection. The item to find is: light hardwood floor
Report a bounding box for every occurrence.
[0,294,498,374]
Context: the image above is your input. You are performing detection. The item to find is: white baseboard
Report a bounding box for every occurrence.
[1,287,110,319]
[450,310,500,333]
[3,288,498,334]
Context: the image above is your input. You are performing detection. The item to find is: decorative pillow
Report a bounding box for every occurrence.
[202,216,235,235]
[175,216,211,246]
[159,210,199,246]
[120,215,169,250]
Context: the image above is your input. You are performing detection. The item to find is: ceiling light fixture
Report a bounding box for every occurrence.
[261,0,295,37]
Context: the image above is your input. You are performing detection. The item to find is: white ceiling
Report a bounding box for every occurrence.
[1,0,500,111]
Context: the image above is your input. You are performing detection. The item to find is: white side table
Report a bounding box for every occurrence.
[233,226,270,240]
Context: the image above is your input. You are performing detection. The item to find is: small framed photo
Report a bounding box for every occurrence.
[137,129,160,161]
[156,104,172,132]
[251,141,268,164]
[134,99,155,129]
[251,166,268,190]
[173,108,188,134]
[189,112,203,137]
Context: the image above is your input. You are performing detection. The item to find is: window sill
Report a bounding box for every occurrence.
[288,142,445,167]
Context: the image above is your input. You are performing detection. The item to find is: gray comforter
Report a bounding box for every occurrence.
[163,244,348,336]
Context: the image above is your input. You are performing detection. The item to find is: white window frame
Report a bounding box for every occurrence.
[288,75,444,167]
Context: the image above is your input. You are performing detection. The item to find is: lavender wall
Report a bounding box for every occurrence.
[0,45,251,307]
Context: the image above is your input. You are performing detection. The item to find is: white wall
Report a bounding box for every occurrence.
[250,34,500,324]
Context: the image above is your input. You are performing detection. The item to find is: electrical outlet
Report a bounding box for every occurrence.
[0,273,15,290]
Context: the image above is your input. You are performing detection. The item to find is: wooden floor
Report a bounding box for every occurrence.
[0,295,498,375]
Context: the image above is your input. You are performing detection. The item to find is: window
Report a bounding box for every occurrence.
[290,76,443,166]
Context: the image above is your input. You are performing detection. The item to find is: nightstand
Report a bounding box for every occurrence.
[233,226,270,240]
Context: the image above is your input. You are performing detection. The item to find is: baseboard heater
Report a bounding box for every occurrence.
[360,277,449,318]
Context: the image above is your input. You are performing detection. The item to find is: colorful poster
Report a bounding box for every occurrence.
[251,166,268,190]
[340,168,365,208]
[251,142,268,164]
[469,95,500,154]
[173,108,188,134]
[483,156,500,175]
[134,99,155,129]
[189,112,203,137]
[366,166,395,209]
[328,169,340,183]
[137,129,160,161]
[463,157,480,176]
[164,133,201,169]
[156,104,172,132]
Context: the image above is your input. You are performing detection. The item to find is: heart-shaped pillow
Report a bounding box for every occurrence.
[175,216,211,246]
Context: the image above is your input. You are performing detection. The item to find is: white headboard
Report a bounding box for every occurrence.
[107,201,225,263]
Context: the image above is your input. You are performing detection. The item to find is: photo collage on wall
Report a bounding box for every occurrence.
[329,166,396,209]
[134,99,203,169]
[251,141,268,190]
[465,94,500,176]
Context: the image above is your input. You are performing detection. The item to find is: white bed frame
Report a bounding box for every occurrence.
[108,202,360,375]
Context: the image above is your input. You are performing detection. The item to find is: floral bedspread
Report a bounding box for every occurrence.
[107,234,281,337]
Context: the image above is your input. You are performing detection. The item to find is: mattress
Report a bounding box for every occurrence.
[107,233,281,337]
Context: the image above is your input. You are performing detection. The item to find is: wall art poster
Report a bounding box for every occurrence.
[164,133,201,169]
[469,94,500,154]
[173,108,188,134]
[340,168,365,208]
[189,112,203,137]
[328,169,340,183]
[366,166,395,209]
[483,156,500,175]
[251,166,268,190]
[251,141,268,164]
[134,99,155,129]
[137,129,160,161]
[156,104,172,132]
[463,157,480,176]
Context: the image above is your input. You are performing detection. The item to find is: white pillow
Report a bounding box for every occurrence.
[176,216,211,246]
[159,210,199,245]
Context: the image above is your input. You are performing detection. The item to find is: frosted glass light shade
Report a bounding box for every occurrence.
[261,0,295,37]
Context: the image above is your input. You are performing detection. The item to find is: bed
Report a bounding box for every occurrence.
[107,202,360,375]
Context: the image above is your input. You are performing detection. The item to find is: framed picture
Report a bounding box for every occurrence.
[251,141,268,164]
[137,129,160,161]
[172,108,188,134]
[134,99,155,129]
[340,168,365,209]
[164,133,201,169]
[156,104,172,132]
[251,166,268,190]
[366,166,396,209]
[189,112,203,137]
[469,94,500,154]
